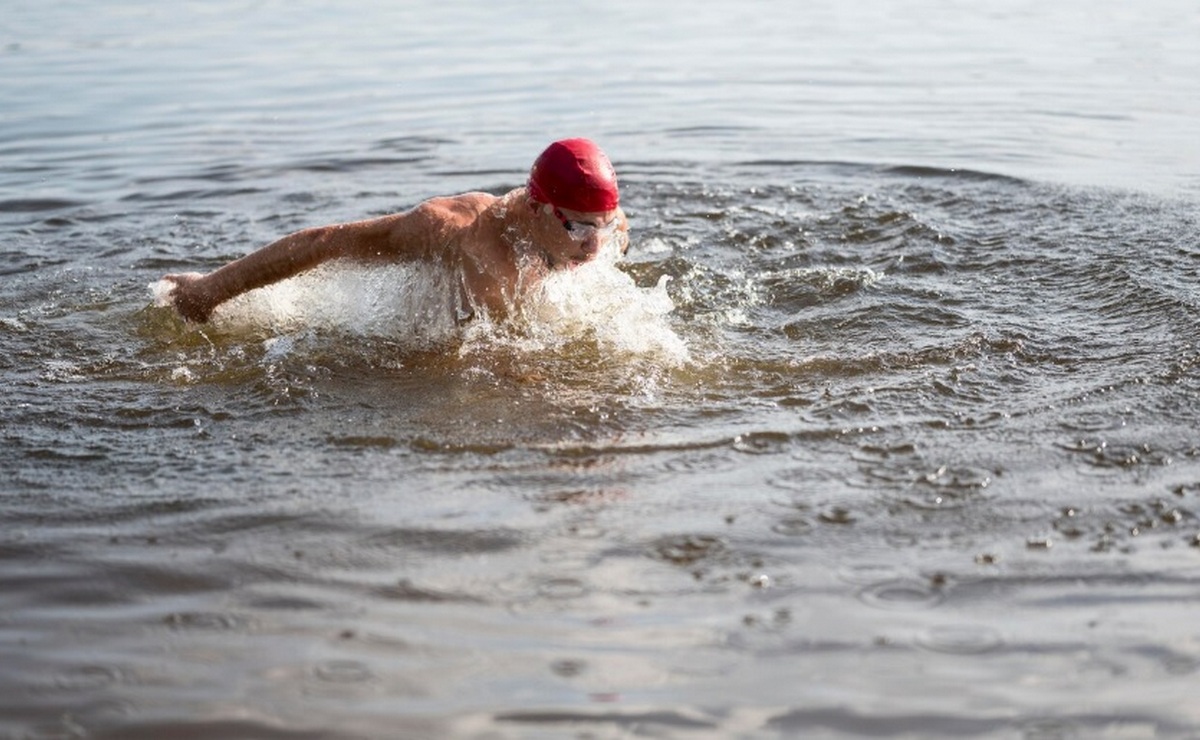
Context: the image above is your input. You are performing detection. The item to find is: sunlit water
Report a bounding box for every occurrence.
[4,1,1200,738]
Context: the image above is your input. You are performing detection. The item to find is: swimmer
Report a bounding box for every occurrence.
[161,138,629,323]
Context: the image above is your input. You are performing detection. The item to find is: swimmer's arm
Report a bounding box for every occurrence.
[163,214,417,323]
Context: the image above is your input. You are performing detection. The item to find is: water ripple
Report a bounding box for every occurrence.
[916,623,1003,655]
[858,579,946,610]
[312,659,375,685]
[52,663,125,692]
[362,527,524,556]
[161,611,251,632]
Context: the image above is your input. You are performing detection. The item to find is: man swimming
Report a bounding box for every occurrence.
[161,138,628,323]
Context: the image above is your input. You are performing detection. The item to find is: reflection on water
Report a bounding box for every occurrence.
[4,0,1200,737]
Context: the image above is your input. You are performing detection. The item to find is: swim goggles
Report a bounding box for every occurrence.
[553,207,621,241]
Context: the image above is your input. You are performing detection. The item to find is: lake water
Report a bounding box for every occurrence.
[3,1,1200,738]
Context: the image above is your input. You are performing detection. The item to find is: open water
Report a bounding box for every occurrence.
[3,1,1200,738]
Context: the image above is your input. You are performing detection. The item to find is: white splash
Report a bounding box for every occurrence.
[151,251,688,364]
[151,261,462,348]
[518,258,688,364]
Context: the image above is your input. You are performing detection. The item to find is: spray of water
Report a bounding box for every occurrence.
[149,247,689,367]
[152,261,463,348]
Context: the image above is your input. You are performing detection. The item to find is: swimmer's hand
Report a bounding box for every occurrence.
[161,272,217,323]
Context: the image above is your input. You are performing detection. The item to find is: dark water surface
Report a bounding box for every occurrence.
[4,2,1200,738]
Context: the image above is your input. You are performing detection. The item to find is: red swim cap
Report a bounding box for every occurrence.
[527,138,619,213]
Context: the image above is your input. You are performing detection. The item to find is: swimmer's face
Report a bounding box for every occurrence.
[544,205,622,268]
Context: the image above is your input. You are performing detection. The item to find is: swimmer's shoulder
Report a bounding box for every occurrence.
[414,191,499,225]
[370,192,503,261]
